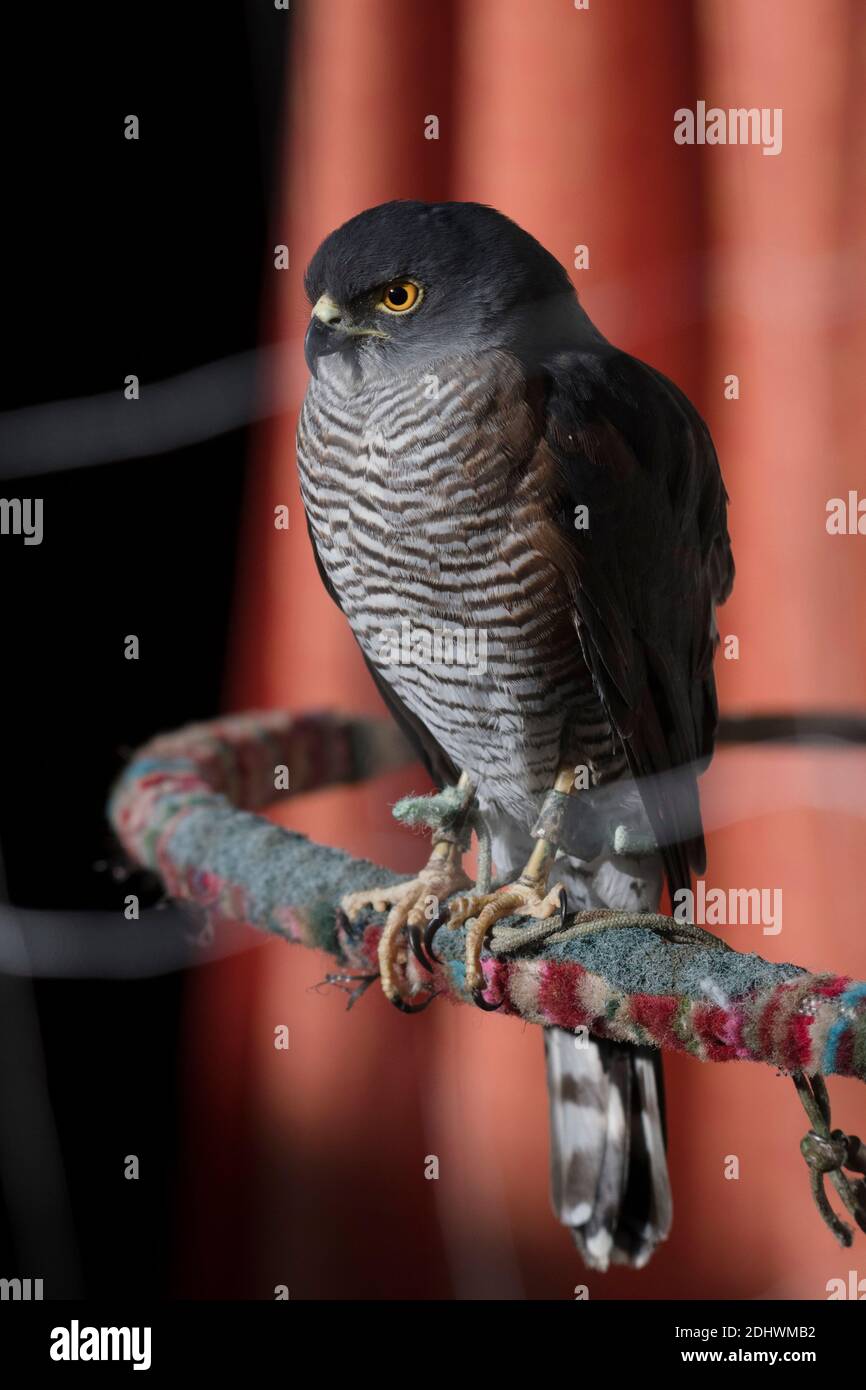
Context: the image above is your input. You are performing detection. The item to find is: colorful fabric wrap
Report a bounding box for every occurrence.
[107,710,866,1081]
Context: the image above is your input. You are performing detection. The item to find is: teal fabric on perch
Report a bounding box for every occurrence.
[108,708,866,1083]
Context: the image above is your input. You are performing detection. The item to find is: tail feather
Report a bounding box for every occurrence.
[573,1040,631,1270]
[489,819,673,1269]
[545,1028,609,1229]
[607,1047,672,1267]
[545,1028,672,1271]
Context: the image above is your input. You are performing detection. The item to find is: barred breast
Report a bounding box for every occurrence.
[297,349,625,828]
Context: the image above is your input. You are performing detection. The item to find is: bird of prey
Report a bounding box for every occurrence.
[297,200,733,1269]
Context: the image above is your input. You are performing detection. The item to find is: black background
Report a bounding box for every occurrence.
[0,4,286,1297]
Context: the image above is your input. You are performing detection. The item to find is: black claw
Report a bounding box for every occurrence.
[334,906,365,944]
[424,910,446,964]
[471,985,502,1011]
[559,887,569,928]
[319,971,378,1011]
[408,925,432,972]
[389,990,440,1014]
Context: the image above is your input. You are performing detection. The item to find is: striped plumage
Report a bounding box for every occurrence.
[298,347,626,832]
[297,200,733,1272]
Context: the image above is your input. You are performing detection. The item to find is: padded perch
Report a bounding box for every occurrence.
[108,709,866,1082]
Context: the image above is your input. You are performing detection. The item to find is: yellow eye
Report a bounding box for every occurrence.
[380,280,421,313]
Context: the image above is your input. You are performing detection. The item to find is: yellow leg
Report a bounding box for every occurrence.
[445,768,577,1002]
[340,775,475,1009]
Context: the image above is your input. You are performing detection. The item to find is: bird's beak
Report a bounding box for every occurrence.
[305,297,348,374]
[305,294,388,375]
[312,293,343,325]
[311,293,387,338]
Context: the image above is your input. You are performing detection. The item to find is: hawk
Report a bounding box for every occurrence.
[297,201,733,1269]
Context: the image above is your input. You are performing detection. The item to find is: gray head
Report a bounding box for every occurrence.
[303,200,589,388]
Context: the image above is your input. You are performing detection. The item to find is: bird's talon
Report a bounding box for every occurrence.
[408,924,432,971]
[471,985,502,1011]
[454,879,564,1009]
[355,857,472,1007]
[388,989,439,1014]
[424,910,446,963]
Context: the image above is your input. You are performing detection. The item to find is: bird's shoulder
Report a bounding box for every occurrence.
[533,341,733,606]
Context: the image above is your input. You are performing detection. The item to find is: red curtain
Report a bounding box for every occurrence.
[178,0,866,1299]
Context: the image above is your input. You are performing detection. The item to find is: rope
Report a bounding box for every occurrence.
[107,709,866,1083]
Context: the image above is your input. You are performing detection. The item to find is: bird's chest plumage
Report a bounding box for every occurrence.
[297,353,610,823]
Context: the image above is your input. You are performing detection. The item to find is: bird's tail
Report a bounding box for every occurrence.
[544,1026,672,1270]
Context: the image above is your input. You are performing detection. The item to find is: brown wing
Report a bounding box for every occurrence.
[528,346,734,899]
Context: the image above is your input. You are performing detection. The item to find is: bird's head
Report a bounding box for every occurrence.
[303,200,586,387]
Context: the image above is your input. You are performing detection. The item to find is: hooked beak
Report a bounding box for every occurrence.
[311,293,344,326]
[304,294,388,375]
[303,296,389,375]
[305,298,345,373]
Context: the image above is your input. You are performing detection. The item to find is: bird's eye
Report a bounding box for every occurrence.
[379,280,421,313]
